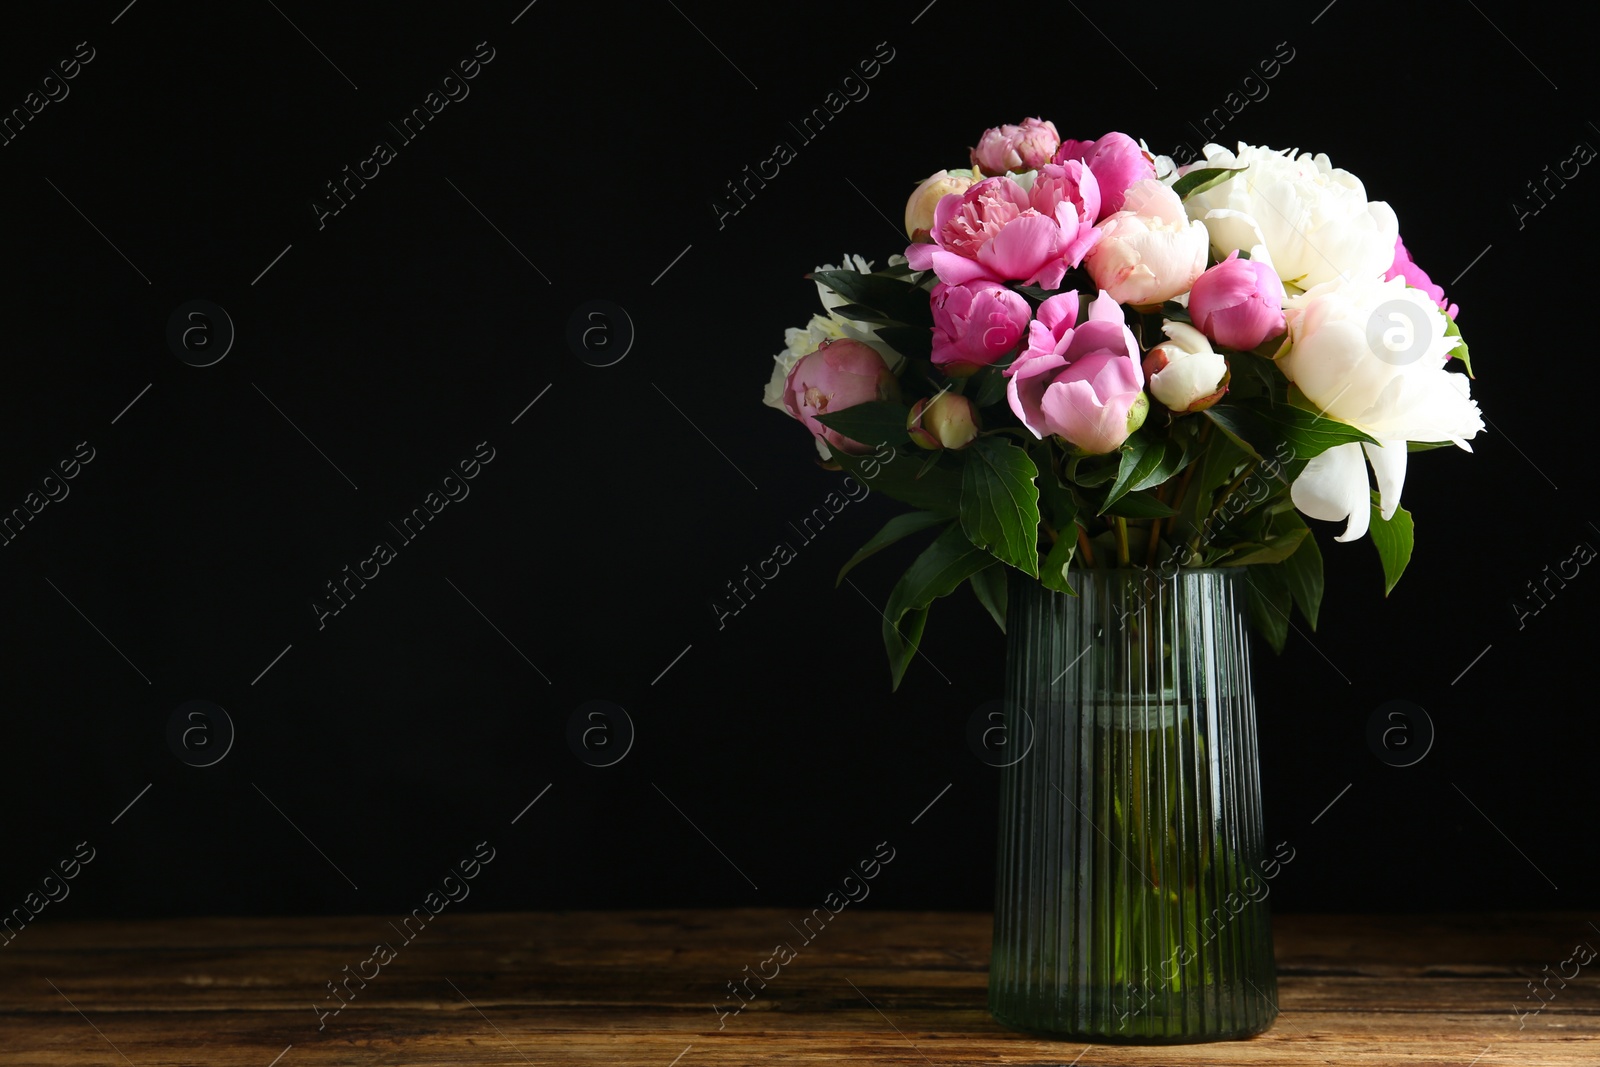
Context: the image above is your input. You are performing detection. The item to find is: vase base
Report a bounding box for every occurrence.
[989,1006,1278,1045]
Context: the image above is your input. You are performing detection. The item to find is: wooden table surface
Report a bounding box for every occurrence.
[3,910,1595,1065]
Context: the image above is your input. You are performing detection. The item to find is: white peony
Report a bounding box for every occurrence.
[813,253,875,314]
[1182,143,1399,290]
[1278,275,1484,542]
[1144,321,1229,412]
[1139,137,1179,184]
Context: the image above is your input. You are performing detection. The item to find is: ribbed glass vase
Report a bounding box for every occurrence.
[989,566,1278,1042]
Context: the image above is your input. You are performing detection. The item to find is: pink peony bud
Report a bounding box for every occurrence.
[1053,132,1156,219]
[907,392,980,450]
[930,280,1031,376]
[971,117,1061,175]
[1188,250,1287,351]
[905,169,975,242]
[782,339,901,454]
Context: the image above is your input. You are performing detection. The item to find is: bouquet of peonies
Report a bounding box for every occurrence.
[764,120,1484,688]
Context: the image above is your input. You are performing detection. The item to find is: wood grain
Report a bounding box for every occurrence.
[2,910,1595,1065]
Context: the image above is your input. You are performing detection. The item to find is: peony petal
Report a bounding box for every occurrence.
[979,214,1061,283]
[1199,208,1267,262]
[1006,372,1049,438]
[927,248,998,287]
[1291,442,1371,542]
[1035,291,1081,337]
[1119,179,1185,224]
[1362,440,1408,521]
[1085,289,1125,324]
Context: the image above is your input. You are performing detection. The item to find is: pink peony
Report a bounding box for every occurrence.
[971,117,1062,174]
[1029,160,1101,231]
[1188,250,1287,351]
[1384,236,1459,320]
[1053,132,1156,218]
[904,172,1100,289]
[783,339,901,454]
[929,280,1032,376]
[1004,290,1148,454]
[1083,179,1209,306]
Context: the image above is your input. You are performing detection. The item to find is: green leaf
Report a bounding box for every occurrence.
[1244,564,1292,654]
[827,443,962,517]
[1225,349,1285,401]
[1101,489,1175,518]
[1015,284,1062,303]
[1172,165,1246,201]
[1159,300,1193,324]
[885,605,931,691]
[836,510,948,587]
[1443,314,1473,378]
[1406,440,1453,452]
[811,270,932,327]
[1204,397,1378,465]
[874,325,932,361]
[1201,404,1267,462]
[1224,525,1309,566]
[882,524,994,689]
[1039,529,1078,595]
[968,366,1009,409]
[1035,470,1080,594]
[1279,516,1324,630]
[1100,435,1159,514]
[1071,453,1121,487]
[1037,466,1078,525]
[1172,433,1247,551]
[1134,439,1191,492]
[970,563,1008,633]
[814,401,912,451]
[1101,436,1189,514]
[959,436,1042,577]
[828,302,918,327]
[1368,499,1415,596]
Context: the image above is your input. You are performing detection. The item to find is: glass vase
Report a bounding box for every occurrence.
[989,566,1279,1042]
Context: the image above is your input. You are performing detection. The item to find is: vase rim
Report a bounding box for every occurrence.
[1061,565,1242,574]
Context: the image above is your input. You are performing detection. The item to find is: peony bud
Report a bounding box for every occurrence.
[930,280,1031,376]
[1053,132,1157,218]
[907,392,980,450]
[783,339,901,454]
[1142,321,1230,413]
[1187,249,1287,351]
[905,169,975,242]
[971,118,1061,175]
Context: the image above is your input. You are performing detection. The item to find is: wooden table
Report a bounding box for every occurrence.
[3,910,1595,1065]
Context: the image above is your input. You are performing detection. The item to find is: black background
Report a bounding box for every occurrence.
[0,0,1592,925]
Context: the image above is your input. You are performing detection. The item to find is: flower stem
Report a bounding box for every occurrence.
[1115,517,1130,567]
[1185,458,1259,564]
[1170,427,1206,536]
[1077,524,1096,567]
